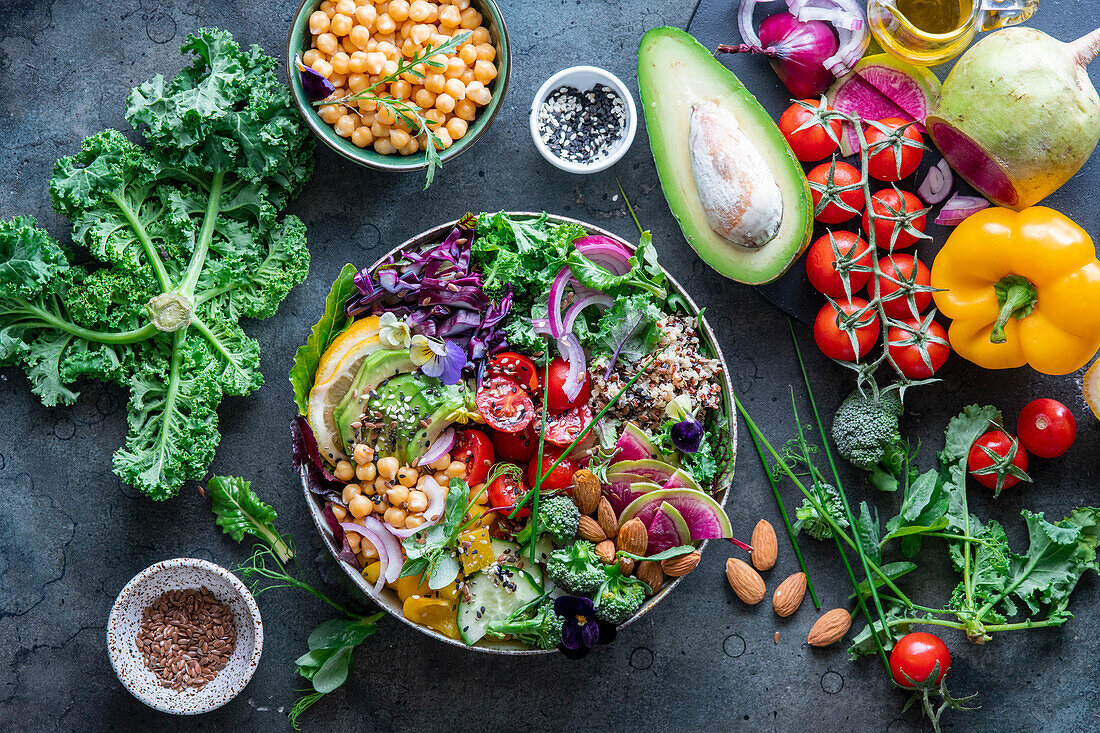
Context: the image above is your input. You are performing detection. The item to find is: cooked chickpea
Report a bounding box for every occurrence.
[331,13,353,36]
[334,114,357,137]
[473,59,497,83]
[408,0,430,22]
[396,466,417,488]
[355,461,376,480]
[424,72,446,94]
[458,68,474,85]
[380,129,407,152]
[342,483,362,504]
[330,51,350,74]
[360,539,379,559]
[348,73,369,93]
[471,26,490,44]
[329,72,347,88]
[349,25,371,50]
[309,10,331,34]
[476,42,495,62]
[354,4,377,27]
[445,460,467,478]
[317,103,343,124]
[335,0,356,15]
[346,531,361,553]
[349,50,368,72]
[439,5,461,27]
[411,23,432,44]
[358,97,377,113]
[444,56,465,79]
[377,40,397,59]
[470,482,488,503]
[454,98,475,121]
[390,79,412,99]
[376,12,397,34]
[400,138,420,155]
[384,506,407,527]
[342,35,359,53]
[446,116,468,141]
[376,105,396,125]
[434,127,453,148]
[316,32,339,54]
[413,87,436,109]
[310,57,333,77]
[365,52,385,74]
[320,1,336,17]
[359,480,376,496]
[388,0,410,22]
[423,108,445,130]
[377,455,399,480]
[407,490,429,513]
[452,0,470,10]
[334,459,355,481]
[460,8,482,29]
[371,120,391,138]
[382,58,399,76]
[303,48,322,66]
[442,78,465,102]
[434,92,455,114]
[458,43,477,65]
[404,515,425,529]
[387,484,410,507]
[331,504,348,521]
[373,476,391,494]
[348,494,372,518]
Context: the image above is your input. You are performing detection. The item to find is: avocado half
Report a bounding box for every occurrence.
[638,27,813,285]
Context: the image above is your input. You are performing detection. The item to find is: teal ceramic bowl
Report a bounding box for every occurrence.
[286,0,510,172]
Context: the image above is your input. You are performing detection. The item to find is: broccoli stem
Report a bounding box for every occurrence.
[179,170,226,298]
[107,190,173,291]
[16,302,159,344]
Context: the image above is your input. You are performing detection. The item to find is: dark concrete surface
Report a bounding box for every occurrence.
[1,1,1098,731]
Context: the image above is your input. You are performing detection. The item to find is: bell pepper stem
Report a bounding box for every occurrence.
[990,278,1038,344]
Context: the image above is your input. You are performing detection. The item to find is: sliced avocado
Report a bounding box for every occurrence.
[333,350,417,452]
[638,27,813,285]
[406,385,479,465]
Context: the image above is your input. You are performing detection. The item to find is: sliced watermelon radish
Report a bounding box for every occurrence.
[603,474,663,514]
[662,468,703,493]
[647,502,693,554]
[619,488,732,542]
[608,459,677,485]
[614,422,661,461]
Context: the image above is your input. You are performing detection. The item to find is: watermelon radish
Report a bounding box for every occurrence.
[647,502,693,554]
[602,474,663,514]
[614,422,662,461]
[827,54,941,156]
[609,459,677,485]
[619,488,732,541]
[662,468,703,493]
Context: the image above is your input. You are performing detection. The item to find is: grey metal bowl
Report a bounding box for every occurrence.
[301,213,737,654]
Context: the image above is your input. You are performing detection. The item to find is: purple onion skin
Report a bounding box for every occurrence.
[720,12,839,99]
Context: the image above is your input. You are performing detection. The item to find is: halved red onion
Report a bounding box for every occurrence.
[415,427,455,467]
[556,332,587,402]
[562,292,613,335]
[787,0,868,76]
[918,159,953,205]
[935,193,990,226]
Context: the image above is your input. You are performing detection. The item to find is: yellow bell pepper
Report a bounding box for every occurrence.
[931,206,1100,375]
[456,525,494,575]
[394,573,434,602]
[402,596,460,639]
[362,561,382,586]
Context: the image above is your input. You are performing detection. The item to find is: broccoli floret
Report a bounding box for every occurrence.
[594,565,647,625]
[517,495,580,545]
[794,482,849,541]
[545,541,605,595]
[832,389,908,473]
[486,597,563,649]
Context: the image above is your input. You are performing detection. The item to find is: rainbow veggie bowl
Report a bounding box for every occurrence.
[290,212,737,653]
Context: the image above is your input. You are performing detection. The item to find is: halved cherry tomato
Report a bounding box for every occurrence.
[486,469,529,518]
[486,351,539,393]
[876,254,932,319]
[808,161,864,224]
[545,404,593,447]
[863,189,926,250]
[813,297,880,361]
[890,632,950,688]
[805,231,872,298]
[491,422,538,463]
[475,377,535,433]
[546,358,591,413]
[452,429,494,485]
[778,99,842,162]
[526,447,577,492]
[865,117,924,182]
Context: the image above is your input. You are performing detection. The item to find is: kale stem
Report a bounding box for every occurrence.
[107,191,174,291]
[179,169,226,298]
[745,414,820,610]
[19,303,159,344]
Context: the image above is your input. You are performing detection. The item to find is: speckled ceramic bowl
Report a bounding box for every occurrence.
[107,558,263,715]
[301,213,737,655]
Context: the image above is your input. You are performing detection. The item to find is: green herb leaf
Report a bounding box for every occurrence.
[208,475,293,562]
[848,561,917,600]
[289,263,358,416]
[311,645,353,694]
[307,616,381,651]
[618,544,695,562]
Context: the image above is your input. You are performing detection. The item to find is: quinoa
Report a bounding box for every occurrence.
[590,315,723,433]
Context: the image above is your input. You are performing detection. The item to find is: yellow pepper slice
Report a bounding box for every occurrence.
[456,525,494,575]
[402,596,460,639]
[931,206,1100,375]
[394,573,434,602]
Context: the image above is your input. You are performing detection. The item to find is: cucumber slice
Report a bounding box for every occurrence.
[490,538,544,584]
[458,565,541,645]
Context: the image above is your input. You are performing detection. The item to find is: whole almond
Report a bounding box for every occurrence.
[617,518,648,556]
[595,539,616,564]
[572,469,601,515]
[662,549,701,577]
[751,519,778,571]
[597,497,618,539]
[577,515,606,542]
[725,558,766,605]
[618,557,635,576]
[807,608,852,647]
[771,572,807,617]
[636,561,663,595]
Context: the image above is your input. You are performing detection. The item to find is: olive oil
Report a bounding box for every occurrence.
[893,0,968,35]
[867,0,980,66]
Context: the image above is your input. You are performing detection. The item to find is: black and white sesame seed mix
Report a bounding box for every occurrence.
[537,84,626,164]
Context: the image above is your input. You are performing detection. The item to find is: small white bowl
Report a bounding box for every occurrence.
[107,558,263,715]
[530,65,637,174]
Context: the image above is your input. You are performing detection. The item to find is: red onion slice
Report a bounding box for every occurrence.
[548,266,571,338]
[738,0,767,46]
[918,159,954,205]
[574,237,631,275]
[415,427,455,467]
[935,193,990,226]
[556,332,587,402]
[562,292,613,335]
[787,0,868,76]
[531,318,553,336]
[341,518,401,592]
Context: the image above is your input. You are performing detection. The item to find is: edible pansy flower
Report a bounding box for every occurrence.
[378,311,412,349]
[554,595,616,659]
[410,335,465,384]
[294,55,336,102]
[665,394,703,453]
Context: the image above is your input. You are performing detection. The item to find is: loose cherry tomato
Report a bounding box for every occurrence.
[865,117,924,182]
[805,231,873,298]
[778,99,842,162]
[876,254,932,319]
[545,404,593,447]
[526,447,577,492]
[813,297,880,361]
[486,469,529,518]
[808,161,864,224]
[451,429,494,485]
[490,421,538,463]
[475,377,535,433]
[890,632,950,688]
[968,430,1030,493]
[887,318,950,379]
[1017,398,1077,459]
[863,189,926,250]
[486,351,539,393]
[546,358,591,413]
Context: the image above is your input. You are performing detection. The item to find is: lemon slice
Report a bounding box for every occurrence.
[307,316,384,464]
[1084,358,1100,422]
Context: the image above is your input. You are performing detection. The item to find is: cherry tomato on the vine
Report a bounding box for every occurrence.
[863,189,926,250]
[890,632,950,688]
[887,318,950,380]
[545,358,591,413]
[968,430,1030,493]
[1017,398,1077,459]
[451,429,494,485]
[876,254,932,319]
[778,99,843,162]
[486,351,539,393]
[475,377,535,433]
[813,297,880,361]
[526,447,577,492]
[486,470,529,517]
[809,161,864,224]
[865,117,924,182]
[805,231,873,298]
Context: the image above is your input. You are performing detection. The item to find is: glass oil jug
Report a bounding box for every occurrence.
[867,0,1039,66]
